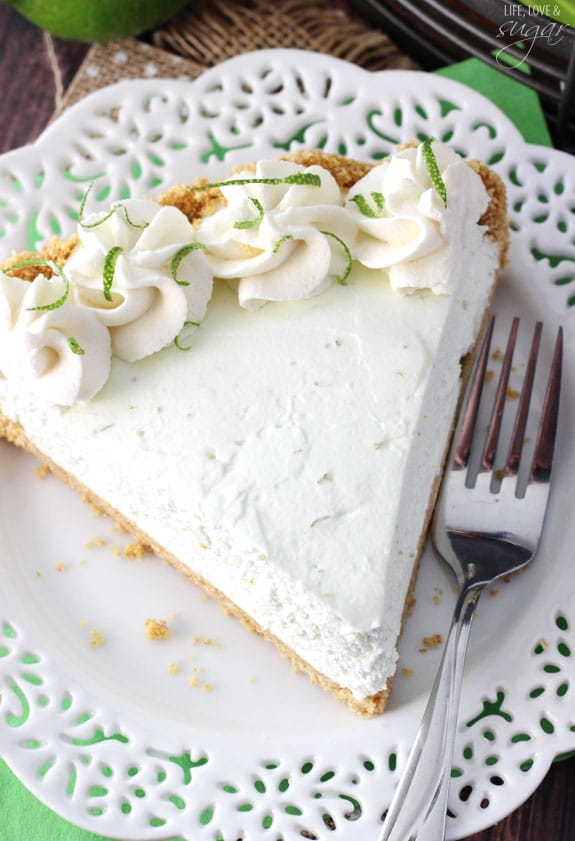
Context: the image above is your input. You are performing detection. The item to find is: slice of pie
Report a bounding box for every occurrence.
[0,141,508,715]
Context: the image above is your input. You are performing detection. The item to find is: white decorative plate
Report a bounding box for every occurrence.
[0,50,574,841]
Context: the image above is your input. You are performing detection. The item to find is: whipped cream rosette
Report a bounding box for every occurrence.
[194,160,358,310]
[64,199,213,362]
[346,140,489,294]
[0,269,111,405]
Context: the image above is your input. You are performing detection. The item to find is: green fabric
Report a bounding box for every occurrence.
[436,57,553,147]
[0,758,185,840]
[0,55,553,841]
[0,759,114,841]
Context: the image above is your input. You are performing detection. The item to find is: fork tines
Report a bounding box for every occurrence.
[454,316,563,487]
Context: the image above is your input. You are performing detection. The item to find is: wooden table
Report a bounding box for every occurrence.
[0,5,573,840]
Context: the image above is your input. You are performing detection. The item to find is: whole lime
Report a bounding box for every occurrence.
[5,0,191,42]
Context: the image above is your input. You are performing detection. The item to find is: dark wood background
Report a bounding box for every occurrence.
[0,4,574,840]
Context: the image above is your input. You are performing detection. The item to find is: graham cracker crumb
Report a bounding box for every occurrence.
[85,537,106,550]
[422,634,443,649]
[192,635,220,648]
[34,464,51,479]
[167,662,179,674]
[400,668,414,677]
[484,370,494,383]
[124,541,148,560]
[506,386,520,400]
[432,586,444,605]
[55,562,68,572]
[145,618,171,641]
[90,629,106,648]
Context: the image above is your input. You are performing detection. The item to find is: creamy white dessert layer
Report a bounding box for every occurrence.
[0,246,498,699]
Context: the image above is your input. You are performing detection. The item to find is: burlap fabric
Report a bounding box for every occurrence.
[61,0,417,111]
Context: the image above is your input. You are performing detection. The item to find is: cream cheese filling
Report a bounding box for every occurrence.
[0,238,498,699]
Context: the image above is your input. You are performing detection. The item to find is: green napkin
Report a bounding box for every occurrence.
[0,759,116,841]
[0,54,552,841]
[436,57,553,147]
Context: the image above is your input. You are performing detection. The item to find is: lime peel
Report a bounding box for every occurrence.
[103,247,123,302]
[188,172,322,192]
[4,257,71,312]
[350,191,385,218]
[273,234,294,254]
[422,138,448,207]
[79,182,149,230]
[68,337,85,355]
[234,197,264,230]
[174,321,201,351]
[320,231,352,285]
[171,243,205,287]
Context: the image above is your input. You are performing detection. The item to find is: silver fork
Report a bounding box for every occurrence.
[378,316,563,841]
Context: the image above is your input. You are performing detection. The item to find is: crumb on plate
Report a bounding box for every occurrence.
[145,618,171,641]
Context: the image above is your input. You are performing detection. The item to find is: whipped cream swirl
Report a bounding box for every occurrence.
[346,141,490,294]
[65,199,213,361]
[0,269,111,405]
[195,160,357,310]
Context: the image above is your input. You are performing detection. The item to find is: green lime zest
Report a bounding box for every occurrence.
[234,197,264,230]
[79,181,149,230]
[103,246,123,302]
[350,191,385,218]
[78,181,95,221]
[68,337,85,355]
[171,242,205,287]
[421,138,447,207]
[320,231,352,285]
[79,183,116,229]
[272,234,294,254]
[115,204,149,229]
[174,320,201,351]
[8,257,72,312]
[188,172,322,191]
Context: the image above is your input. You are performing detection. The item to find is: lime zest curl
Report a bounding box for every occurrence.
[234,197,264,230]
[103,246,123,302]
[187,172,322,191]
[174,321,201,351]
[6,257,72,312]
[79,182,149,230]
[116,204,150,230]
[79,183,116,230]
[320,230,352,285]
[421,138,447,207]
[68,337,85,355]
[350,191,385,218]
[171,242,205,287]
[272,234,294,254]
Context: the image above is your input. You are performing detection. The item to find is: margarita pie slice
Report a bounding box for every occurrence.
[0,141,508,715]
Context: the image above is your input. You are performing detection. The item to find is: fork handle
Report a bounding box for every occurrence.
[377,583,482,841]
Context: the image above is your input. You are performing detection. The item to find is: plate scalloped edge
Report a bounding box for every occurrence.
[0,48,574,841]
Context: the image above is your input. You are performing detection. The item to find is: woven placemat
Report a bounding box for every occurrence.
[60,0,418,113]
